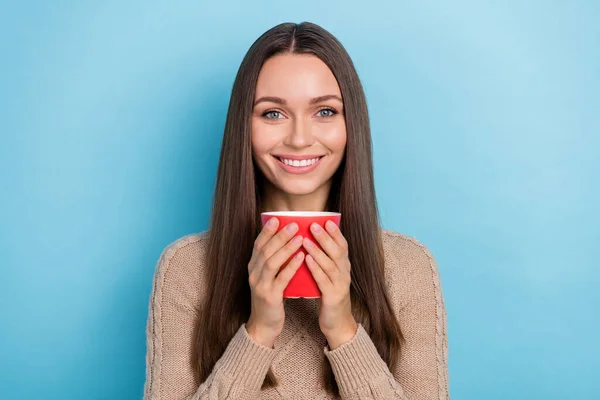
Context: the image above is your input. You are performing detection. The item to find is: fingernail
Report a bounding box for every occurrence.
[295,252,304,260]
[268,218,277,228]
[311,223,321,233]
[326,220,337,232]
[292,236,302,245]
[286,223,298,233]
[303,238,313,248]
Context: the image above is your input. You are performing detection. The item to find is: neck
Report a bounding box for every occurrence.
[260,180,332,212]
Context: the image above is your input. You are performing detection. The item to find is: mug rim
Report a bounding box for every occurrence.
[261,211,341,217]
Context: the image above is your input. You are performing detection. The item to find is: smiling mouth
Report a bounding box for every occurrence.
[273,155,325,167]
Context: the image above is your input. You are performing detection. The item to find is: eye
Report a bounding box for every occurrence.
[262,110,284,119]
[316,108,337,118]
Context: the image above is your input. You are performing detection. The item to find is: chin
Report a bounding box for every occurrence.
[277,181,322,196]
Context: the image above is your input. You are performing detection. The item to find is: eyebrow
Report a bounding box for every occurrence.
[253,94,343,107]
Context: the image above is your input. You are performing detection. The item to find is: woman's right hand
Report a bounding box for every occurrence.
[246,217,305,348]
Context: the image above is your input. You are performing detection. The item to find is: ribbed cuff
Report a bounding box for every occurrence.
[324,324,391,395]
[214,323,277,390]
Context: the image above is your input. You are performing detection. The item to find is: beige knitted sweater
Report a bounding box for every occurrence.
[144,229,449,399]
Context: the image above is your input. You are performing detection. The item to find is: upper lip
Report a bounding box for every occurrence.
[272,154,325,160]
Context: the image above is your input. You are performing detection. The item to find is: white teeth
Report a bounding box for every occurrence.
[280,157,320,167]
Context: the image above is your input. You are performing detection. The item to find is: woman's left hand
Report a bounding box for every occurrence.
[303,220,358,350]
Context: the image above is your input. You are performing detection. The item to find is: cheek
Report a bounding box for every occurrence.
[319,123,347,154]
[251,121,274,156]
[250,120,282,156]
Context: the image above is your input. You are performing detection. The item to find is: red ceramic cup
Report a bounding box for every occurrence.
[260,211,342,298]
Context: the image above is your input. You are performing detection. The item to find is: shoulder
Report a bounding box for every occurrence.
[150,231,211,312]
[156,231,210,269]
[379,228,444,308]
[380,228,438,269]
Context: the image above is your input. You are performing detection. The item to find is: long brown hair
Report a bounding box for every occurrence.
[194,21,403,396]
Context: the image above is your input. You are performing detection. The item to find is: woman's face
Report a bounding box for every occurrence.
[251,53,347,199]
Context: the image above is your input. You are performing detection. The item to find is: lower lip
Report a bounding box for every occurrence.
[274,156,324,174]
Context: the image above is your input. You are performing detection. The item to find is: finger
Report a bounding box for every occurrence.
[303,237,339,281]
[324,220,351,274]
[260,235,303,282]
[305,254,333,290]
[273,251,304,293]
[262,222,299,260]
[309,222,345,264]
[252,222,299,275]
[249,217,280,271]
[324,220,349,259]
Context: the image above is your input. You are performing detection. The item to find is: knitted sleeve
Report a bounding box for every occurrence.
[323,232,450,399]
[143,234,276,400]
[184,324,277,400]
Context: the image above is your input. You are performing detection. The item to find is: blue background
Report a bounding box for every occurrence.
[1,1,598,399]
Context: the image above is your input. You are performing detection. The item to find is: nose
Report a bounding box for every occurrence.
[283,118,315,148]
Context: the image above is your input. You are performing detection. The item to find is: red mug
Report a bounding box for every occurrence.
[260,211,342,298]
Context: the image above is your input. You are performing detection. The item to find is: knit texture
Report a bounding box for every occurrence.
[144,229,449,399]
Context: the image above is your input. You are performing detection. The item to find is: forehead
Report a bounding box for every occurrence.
[255,54,341,100]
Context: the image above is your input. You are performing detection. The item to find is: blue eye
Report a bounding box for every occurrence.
[263,110,283,119]
[317,108,336,118]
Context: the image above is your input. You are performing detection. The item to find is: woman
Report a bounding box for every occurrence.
[144,22,449,400]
